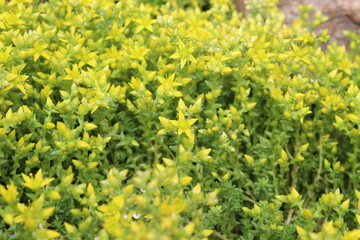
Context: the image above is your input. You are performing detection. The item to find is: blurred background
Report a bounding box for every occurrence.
[279,0,360,47]
[150,0,360,49]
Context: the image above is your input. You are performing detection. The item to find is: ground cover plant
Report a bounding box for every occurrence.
[0,0,360,239]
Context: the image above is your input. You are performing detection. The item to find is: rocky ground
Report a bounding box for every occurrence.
[279,0,360,47]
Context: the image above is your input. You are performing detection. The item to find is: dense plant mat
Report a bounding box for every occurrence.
[0,0,360,239]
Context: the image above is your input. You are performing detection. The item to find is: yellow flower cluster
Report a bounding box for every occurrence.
[0,0,359,239]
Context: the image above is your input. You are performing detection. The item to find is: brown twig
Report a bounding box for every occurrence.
[233,0,246,17]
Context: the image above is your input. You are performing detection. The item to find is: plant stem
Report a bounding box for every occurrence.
[290,123,300,189]
[306,130,324,204]
[273,161,279,195]
[213,231,228,240]
[285,208,294,225]
[351,139,359,190]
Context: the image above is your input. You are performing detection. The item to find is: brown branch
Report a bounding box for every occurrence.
[233,0,246,17]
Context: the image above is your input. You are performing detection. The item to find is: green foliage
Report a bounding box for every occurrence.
[0,0,360,239]
[203,181,244,238]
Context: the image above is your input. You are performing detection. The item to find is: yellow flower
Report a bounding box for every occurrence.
[184,222,195,235]
[286,188,301,203]
[157,73,183,98]
[29,42,50,62]
[244,154,254,164]
[342,230,360,240]
[0,182,19,203]
[14,195,55,231]
[3,213,14,225]
[170,40,197,68]
[323,221,337,235]
[170,112,197,138]
[303,209,313,219]
[49,190,61,200]
[37,229,61,239]
[98,194,124,216]
[134,14,156,33]
[180,176,193,186]
[21,169,54,191]
[77,140,91,150]
[84,122,98,131]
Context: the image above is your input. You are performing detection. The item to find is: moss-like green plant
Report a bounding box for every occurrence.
[0,0,359,239]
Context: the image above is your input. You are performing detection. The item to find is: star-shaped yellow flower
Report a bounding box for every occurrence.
[170,112,197,138]
[157,73,183,98]
[0,182,19,203]
[21,169,54,191]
